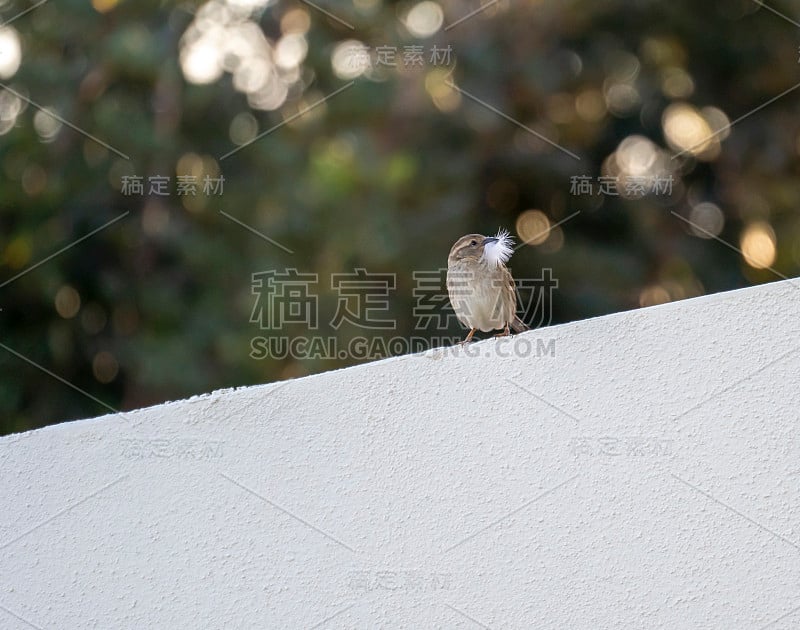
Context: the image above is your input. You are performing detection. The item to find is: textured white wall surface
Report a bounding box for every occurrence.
[2,279,800,629]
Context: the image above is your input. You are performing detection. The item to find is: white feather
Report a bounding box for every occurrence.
[482,228,514,268]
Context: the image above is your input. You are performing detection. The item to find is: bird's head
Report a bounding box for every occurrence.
[447,229,514,268]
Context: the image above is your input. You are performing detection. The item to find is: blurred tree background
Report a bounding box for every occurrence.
[1,0,798,434]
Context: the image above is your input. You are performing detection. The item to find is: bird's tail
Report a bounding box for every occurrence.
[510,315,528,333]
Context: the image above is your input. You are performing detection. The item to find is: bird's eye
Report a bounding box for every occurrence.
[469,239,477,246]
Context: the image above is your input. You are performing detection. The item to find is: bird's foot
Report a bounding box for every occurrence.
[459,328,477,344]
[494,324,511,338]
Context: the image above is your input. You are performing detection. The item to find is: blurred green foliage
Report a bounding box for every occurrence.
[1,0,798,434]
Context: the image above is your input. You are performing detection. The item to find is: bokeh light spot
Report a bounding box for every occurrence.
[3,236,31,269]
[280,7,311,34]
[180,38,224,84]
[0,89,22,136]
[604,82,640,117]
[33,108,63,140]
[91,0,120,13]
[332,40,370,80]
[575,89,606,122]
[689,202,725,238]
[425,68,460,112]
[233,56,271,93]
[662,102,720,159]
[660,66,694,99]
[615,135,658,176]
[0,27,22,79]
[404,1,443,38]
[700,106,731,141]
[740,222,776,269]
[516,210,551,245]
[55,285,81,319]
[229,111,258,145]
[226,0,273,11]
[274,34,307,70]
[354,0,381,14]
[92,351,119,383]
[538,224,564,253]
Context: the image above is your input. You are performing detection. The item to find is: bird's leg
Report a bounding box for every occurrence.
[460,328,477,344]
[494,323,510,337]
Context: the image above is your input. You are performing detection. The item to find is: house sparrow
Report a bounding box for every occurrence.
[447,229,528,343]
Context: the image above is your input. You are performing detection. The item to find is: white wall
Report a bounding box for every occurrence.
[2,278,800,629]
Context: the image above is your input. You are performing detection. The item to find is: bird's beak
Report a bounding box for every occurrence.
[483,236,498,245]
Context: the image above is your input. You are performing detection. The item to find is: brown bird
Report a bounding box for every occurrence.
[447,229,528,343]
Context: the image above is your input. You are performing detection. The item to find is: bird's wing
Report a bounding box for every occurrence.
[504,267,529,331]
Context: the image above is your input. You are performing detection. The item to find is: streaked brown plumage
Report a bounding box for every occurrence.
[446,232,528,343]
